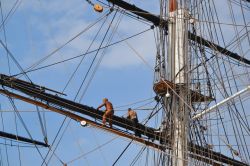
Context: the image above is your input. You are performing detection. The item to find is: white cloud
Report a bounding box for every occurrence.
[16,0,158,71]
[101,30,156,69]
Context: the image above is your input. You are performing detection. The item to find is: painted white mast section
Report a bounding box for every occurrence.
[174,9,187,84]
[168,4,189,165]
[193,85,250,120]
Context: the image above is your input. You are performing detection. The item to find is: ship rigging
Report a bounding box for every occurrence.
[0,0,249,165]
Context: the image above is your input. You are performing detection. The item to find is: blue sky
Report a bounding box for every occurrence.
[0,0,250,165]
[0,0,160,165]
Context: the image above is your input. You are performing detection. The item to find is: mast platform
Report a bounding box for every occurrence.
[153,80,214,102]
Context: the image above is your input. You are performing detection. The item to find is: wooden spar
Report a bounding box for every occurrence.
[0,89,165,151]
[0,89,247,166]
[0,75,248,166]
[0,130,49,147]
[106,0,250,65]
[0,74,158,140]
[108,0,163,26]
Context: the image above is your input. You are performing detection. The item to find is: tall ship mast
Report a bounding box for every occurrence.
[0,0,249,165]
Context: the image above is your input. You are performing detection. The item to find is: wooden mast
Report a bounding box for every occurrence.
[167,0,189,165]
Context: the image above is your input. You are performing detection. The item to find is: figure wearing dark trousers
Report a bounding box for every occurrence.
[127,108,141,137]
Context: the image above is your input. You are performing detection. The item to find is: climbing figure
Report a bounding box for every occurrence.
[97,98,114,128]
[127,108,141,137]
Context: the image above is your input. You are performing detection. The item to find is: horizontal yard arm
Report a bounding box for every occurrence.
[0,131,48,147]
[0,74,248,166]
[0,74,157,140]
